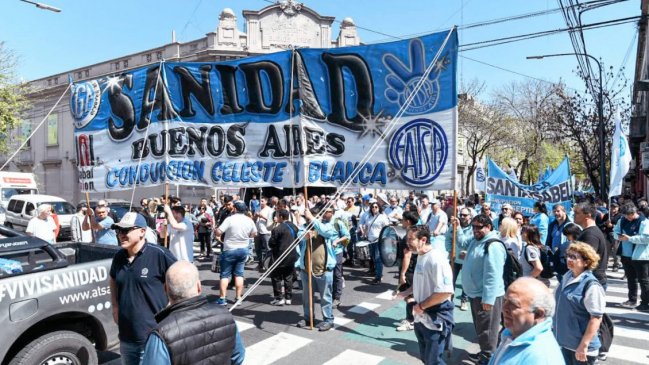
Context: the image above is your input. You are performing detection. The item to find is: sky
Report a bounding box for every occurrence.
[0,0,641,99]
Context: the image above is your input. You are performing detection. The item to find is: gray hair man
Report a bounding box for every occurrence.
[489,278,563,364]
[141,261,245,364]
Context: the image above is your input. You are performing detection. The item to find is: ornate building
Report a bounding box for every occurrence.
[8,1,361,204]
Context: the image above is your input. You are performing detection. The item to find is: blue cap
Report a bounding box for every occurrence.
[111,212,148,229]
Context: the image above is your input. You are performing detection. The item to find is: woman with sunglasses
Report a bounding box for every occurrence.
[359,200,390,285]
[554,242,605,365]
[195,204,213,258]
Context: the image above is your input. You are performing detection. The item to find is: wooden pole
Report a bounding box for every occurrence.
[85,191,95,244]
[450,191,458,274]
[164,183,169,249]
[303,185,314,330]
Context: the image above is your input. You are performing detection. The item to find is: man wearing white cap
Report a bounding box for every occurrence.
[493,203,514,231]
[109,212,177,365]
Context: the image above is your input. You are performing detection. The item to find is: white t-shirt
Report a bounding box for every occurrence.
[219,213,257,251]
[502,236,522,261]
[26,216,56,243]
[361,213,390,242]
[256,206,273,235]
[427,210,448,235]
[168,217,195,262]
[521,244,540,277]
[413,248,455,331]
[419,206,432,225]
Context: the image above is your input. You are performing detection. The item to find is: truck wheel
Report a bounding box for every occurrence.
[5,222,12,229]
[9,330,97,365]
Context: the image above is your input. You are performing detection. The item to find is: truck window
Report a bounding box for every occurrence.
[7,199,16,212]
[48,202,75,215]
[0,248,55,277]
[14,200,24,214]
[1,188,37,202]
[25,203,35,216]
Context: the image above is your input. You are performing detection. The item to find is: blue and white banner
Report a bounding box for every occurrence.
[485,157,572,215]
[609,114,631,197]
[474,157,486,192]
[70,30,458,192]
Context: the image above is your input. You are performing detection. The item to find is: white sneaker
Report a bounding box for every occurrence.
[270,298,285,306]
[460,300,469,311]
[285,299,292,305]
[342,277,346,288]
[396,320,414,331]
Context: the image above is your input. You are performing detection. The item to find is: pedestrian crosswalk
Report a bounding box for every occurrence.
[232,268,649,365]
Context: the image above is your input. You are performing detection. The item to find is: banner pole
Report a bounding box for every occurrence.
[303,186,314,330]
[85,191,95,244]
[164,183,169,249]
[451,190,458,274]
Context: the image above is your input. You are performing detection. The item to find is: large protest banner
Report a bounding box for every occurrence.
[485,158,572,215]
[70,30,458,193]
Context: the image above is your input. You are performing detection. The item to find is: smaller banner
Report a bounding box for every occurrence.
[474,157,486,192]
[485,157,572,215]
[609,115,631,197]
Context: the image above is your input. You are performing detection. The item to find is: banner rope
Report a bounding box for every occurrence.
[1,83,72,172]
[230,27,457,311]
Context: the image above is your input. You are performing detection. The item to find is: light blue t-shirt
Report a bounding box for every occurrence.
[96,216,117,245]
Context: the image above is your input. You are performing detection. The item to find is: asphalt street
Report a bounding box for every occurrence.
[99,249,649,365]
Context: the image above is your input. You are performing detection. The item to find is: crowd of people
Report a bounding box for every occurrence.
[38,189,649,365]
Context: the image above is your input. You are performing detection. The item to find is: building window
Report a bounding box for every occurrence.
[47,113,58,146]
[76,72,82,79]
[219,56,226,62]
[84,69,90,77]
[53,78,58,85]
[146,53,152,62]
[47,80,52,86]
[123,60,128,68]
[156,51,163,60]
[21,120,31,149]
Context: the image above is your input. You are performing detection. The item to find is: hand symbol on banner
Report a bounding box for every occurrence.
[382,39,445,114]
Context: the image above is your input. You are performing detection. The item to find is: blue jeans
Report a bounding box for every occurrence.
[414,322,448,365]
[370,242,383,279]
[120,340,145,365]
[300,269,334,323]
[220,248,248,279]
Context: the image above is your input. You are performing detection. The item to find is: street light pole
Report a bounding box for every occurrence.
[527,53,605,200]
[18,0,61,12]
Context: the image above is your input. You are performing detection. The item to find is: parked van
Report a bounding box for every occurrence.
[4,195,76,241]
[0,172,38,208]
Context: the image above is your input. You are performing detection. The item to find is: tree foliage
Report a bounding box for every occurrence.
[551,63,630,198]
[0,42,30,154]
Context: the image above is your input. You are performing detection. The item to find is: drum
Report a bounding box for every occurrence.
[355,240,371,262]
[379,225,405,267]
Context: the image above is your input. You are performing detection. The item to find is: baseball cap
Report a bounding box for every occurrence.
[234,201,248,212]
[368,198,378,204]
[112,212,147,229]
[362,194,371,202]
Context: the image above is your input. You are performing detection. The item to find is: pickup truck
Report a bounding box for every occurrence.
[0,227,119,365]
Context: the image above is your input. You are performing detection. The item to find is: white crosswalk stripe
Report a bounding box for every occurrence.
[242,332,312,365]
[322,349,384,365]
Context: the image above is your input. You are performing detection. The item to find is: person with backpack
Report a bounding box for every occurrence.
[554,242,606,365]
[462,215,507,365]
[521,225,552,287]
[268,209,299,306]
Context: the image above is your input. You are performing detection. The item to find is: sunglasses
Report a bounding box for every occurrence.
[471,225,485,230]
[115,227,138,235]
[371,205,379,208]
[459,214,470,217]
[566,253,582,261]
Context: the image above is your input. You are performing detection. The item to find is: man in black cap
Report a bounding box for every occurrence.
[109,212,177,365]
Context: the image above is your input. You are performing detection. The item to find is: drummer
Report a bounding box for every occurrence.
[384,196,404,225]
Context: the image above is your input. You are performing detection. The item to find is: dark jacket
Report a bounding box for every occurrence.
[154,295,237,365]
[268,221,299,268]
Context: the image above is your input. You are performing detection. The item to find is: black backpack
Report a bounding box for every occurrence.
[582,280,614,352]
[483,238,523,289]
[524,244,555,279]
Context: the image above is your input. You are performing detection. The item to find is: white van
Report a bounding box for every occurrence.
[4,194,76,241]
[0,172,39,208]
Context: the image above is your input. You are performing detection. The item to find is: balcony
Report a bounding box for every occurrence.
[630,115,647,142]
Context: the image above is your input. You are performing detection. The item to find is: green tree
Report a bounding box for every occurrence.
[0,42,30,153]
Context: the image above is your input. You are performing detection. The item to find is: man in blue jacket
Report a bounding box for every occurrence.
[295,207,339,331]
[462,215,506,365]
[489,277,564,365]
